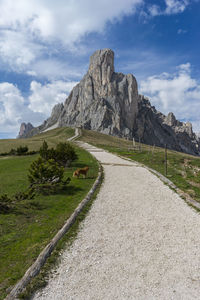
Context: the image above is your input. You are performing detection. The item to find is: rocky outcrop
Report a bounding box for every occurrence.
[36,102,64,133]
[20,48,200,155]
[17,122,34,138]
[59,49,139,138]
[133,96,200,154]
[45,103,64,128]
[17,103,63,138]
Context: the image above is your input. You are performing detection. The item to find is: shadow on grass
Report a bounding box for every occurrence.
[1,185,83,216]
[71,162,90,169]
[55,185,83,196]
[74,176,96,180]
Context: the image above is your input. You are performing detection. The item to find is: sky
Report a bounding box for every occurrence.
[0,0,200,138]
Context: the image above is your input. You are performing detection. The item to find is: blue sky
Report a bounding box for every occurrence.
[0,0,200,138]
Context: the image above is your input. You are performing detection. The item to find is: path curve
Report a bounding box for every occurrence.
[33,142,200,300]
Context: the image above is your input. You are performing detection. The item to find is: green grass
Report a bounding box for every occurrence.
[79,129,200,202]
[2,127,200,299]
[0,128,99,300]
[0,127,74,153]
[18,170,103,300]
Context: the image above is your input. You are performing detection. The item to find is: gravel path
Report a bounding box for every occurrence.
[33,143,200,300]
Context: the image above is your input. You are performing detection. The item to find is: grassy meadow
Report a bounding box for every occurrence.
[0,127,75,153]
[1,126,200,299]
[79,129,200,203]
[0,128,99,299]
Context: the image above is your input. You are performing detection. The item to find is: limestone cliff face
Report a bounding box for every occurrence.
[19,48,200,155]
[17,103,63,138]
[37,103,64,132]
[134,96,199,154]
[17,122,34,138]
[58,49,139,138]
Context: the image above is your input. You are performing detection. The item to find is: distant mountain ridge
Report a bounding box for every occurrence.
[18,48,200,155]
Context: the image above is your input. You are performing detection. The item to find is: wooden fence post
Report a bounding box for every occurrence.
[133,138,135,148]
[165,144,167,176]
[152,144,155,157]
[139,137,141,152]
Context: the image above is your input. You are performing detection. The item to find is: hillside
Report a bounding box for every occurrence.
[2,128,200,299]
[19,49,200,156]
[0,128,99,300]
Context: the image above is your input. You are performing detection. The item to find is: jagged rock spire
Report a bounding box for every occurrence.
[19,48,200,155]
[58,48,139,137]
[88,49,114,85]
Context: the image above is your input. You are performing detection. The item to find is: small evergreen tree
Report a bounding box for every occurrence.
[54,142,78,167]
[28,157,64,185]
[39,141,77,167]
[28,157,70,193]
[16,145,28,155]
[39,140,49,160]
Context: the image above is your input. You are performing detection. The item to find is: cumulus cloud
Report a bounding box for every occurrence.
[0,0,142,42]
[0,82,43,135]
[0,0,192,78]
[0,0,143,74]
[140,62,200,131]
[0,30,45,71]
[0,83,25,126]
[0,80,77,136]
[28,80,77,115]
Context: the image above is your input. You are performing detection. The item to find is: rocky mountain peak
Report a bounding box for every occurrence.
[20,48,200,155]
[165,112,177,126]
[57,48,139,137]
[17,122,34,138]
[88,48,114,84]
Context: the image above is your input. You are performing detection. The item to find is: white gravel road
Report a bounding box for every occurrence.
[33,142,200,300]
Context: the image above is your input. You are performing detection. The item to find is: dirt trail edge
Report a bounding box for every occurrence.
[33,142,200,300]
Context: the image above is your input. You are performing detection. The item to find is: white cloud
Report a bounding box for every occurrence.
[0,0,143,74]
[0,79,77,136]
[0,82,46,135]
[148,5,161,16]
[28,80,77,115]
[165,0,189,14]
[0,30,45,71]
[148,0,189,16]
[30,59,84,80]
[0,83,25,127]
[140,63,200,131]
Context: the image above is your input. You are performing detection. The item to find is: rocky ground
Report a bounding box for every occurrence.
[33,142,200,300]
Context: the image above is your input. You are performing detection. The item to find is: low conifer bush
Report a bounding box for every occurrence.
[39,140,78,167]
[28,157,70,194]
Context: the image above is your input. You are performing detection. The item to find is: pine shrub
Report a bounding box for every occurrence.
[28,157,70,194]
